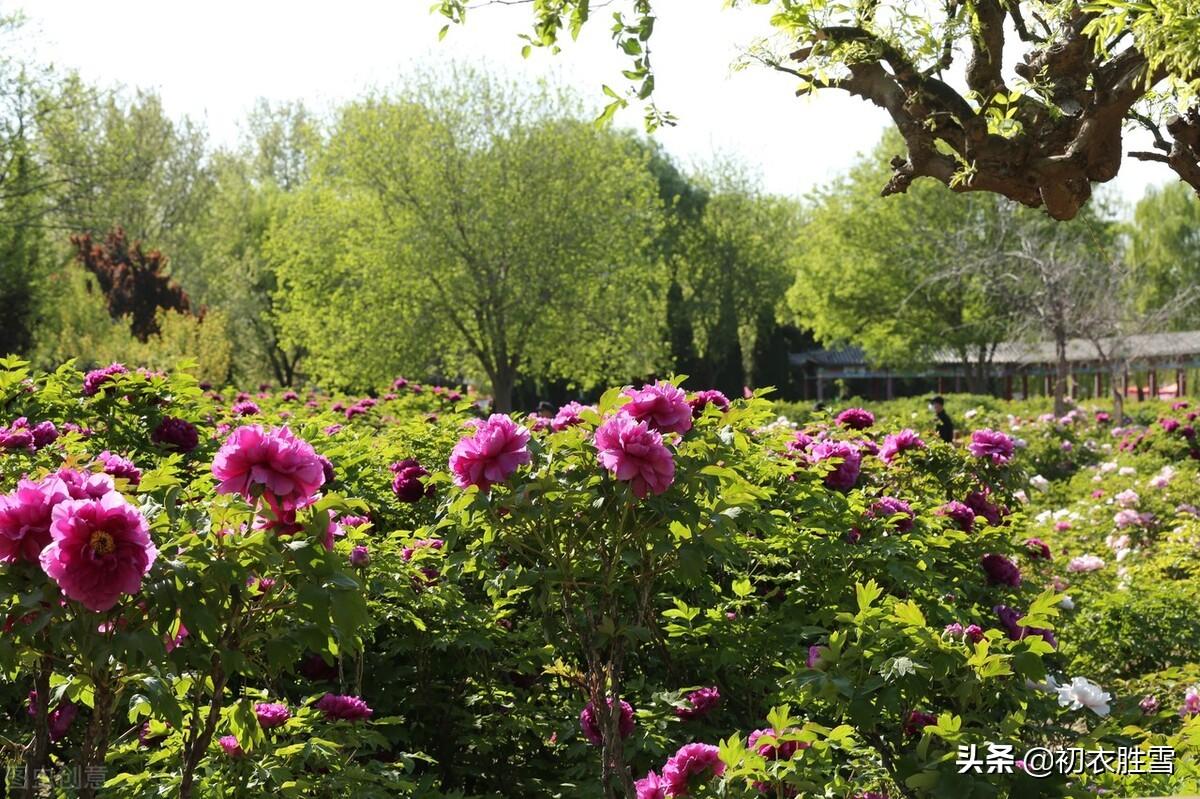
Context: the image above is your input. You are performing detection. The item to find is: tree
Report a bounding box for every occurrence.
[789,135,1020,391]
[438,0,1200,220]
[1128,181,1200,327]
[270,69,667,409]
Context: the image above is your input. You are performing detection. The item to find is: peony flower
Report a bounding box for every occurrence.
[662,742,725,796]
[835,407,875,430]
[349,545,370,568]
[903,710,938,736]
[968,429,1015,465]
[808,441,861,490]
[1160,417,1180,433]
[0,475,71,563]
[153,412,200,451]
[400,537,444,561]
[1023,538,1052,560]
[965,490,1006,526]
[390,459,432,502]
[1067,555,1105,573]
[552,401,592,431]
[315,693,373,721]
[621,381,692,435]
[0,418,33,450]
[1181,686,1200,717]
[448,414,531,491]
[963,624,984,643]
[806,644,824,669]
[48,701,78,742]
[97,451,142,485]
[994,604,1057,648]
[879,429,925,464]
[218,735,243,757]
[944,622,964,636]
[1056,677,1111,717]
[688,390,730,418]
[579,698,635,746]
[1058,595,1074,610]
[39,492,157,612]
[676,686,720,720]
[937,501,975,532]
[1139,695,1160,714]
[82,363,128,396]
[1113,508,1140,528]
[31,421,58,449]
[868,496,914,532]
[981,554,1022,586]
[635,771,667,799]
[255,702,291,729]
[1115,489,1140,508]
[594,414,676,499]
[212,425,326,511]
[748,727,808,759]
[1029,475,1050,492]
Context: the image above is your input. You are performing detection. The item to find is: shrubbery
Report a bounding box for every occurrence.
[1,361,1198,798]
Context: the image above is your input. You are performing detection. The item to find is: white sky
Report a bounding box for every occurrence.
[13,0,1168,209]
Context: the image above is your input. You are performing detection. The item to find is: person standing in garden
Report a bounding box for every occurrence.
[930,395,954,442]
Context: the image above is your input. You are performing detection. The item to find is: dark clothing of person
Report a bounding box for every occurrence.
[935,410,954,443]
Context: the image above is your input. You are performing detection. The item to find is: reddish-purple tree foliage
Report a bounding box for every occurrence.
[70,227,192,342]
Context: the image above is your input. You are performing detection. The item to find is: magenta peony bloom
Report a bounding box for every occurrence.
[1161,417,1180,433]
[97,451,142,485]
[0,418,33,450]
[944,622,964,636]
[48,701,78,742]
[39,492,157,612]
[551,401,591,431]
[994,604,1057,648]
[449,414,531,491]
[0,475,70,563]
[1023,537,1052,560]
[1182,687,1200,717]
[255,702,291,729]
[981,553,1022,587]
[808,441,861,490]
[937,500,975,532]
[152,417,199,453]
[31,421,58,449]
[964,490,1006,526]
[835,407,875,430]
[662,742,725,796]
[56,468,115,500]
[231,400,261,417]
[968,429,1015,465]
[212,425,326,511]
[218,735,243,757]
[579,698,635,746]
[869,496,914,532]
[903,710,938,736]
[635,771,667,799]
[748,728,808,759]
[621,381,693,435]
[82,363,128,396]
[594,414,676,499]
[349,545,370,568]
[786,431,814,455]
[879,428,925,464]
[401,537,444,561]
[390,459,432,502]
[1095,411,1111,424]
[806,644,824,669]
[1140,695,1160,714]
[964,624,984,643]
[676,686,720,720]
[688,390,730,418]
[315,693,373,721]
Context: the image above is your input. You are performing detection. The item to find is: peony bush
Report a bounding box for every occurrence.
[0,358,1198,798]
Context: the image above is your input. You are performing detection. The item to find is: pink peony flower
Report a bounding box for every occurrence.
[1181,687,1200,718]
[808,441,861,490]
[400,537,444,562]
[981,553,1022,586]
[212,425,326,511]
[579,698,635,746]
[964,490,1006,526]
[218,735,243,757]
[97,451,141,485]
[1140,695,1160,714]
[82,363,128,396]
[662,742,725,796]
[748,727,808,759]
[937,501,975,532]
[448,414,531,491]
[635,771,667,799]
[0,475,71,563]
[594,414,676,499]
[349,545,370,568]
[551,401,592,431]
[806,644,824,669]
[968,428,1015,464]
[688,390,730,418]
[0,418,33,450]
[964,624,984,643]
[31,421,58,449]
[1067,554,1105,573]
[390,459,432,502]
[676,686,720,720]
[621,381,693,435]
[152,417,199,453]
[835,407,875,430]
[879,428,925,464]
[39,492,157,612]
[1023,537,1052,560]
[255,702,291,729]
[868,496,914,532]
[315,693,373,721]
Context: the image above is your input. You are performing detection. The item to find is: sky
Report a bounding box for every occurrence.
[12,0,1168,209]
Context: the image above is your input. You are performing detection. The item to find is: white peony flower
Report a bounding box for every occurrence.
[1030,475,1051,492]
[1056,677,1111,717]
[1058,595,1075,610]
[1119,466,1137,477]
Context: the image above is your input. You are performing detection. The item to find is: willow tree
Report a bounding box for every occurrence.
[438,0,1200,220]
[270,69,667,408]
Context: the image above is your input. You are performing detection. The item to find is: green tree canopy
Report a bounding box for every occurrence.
[269,69,667,409]
[1128,181,1200,327]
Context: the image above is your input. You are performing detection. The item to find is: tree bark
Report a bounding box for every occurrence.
[491,368,515,414]
[1054,329,1069,416]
